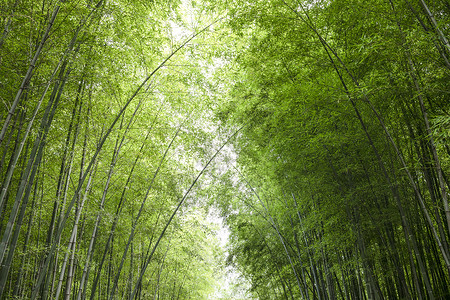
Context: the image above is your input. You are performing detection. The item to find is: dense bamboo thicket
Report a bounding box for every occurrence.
[0,1,229,299]
[1,0,449,299]
[209,0,450,299]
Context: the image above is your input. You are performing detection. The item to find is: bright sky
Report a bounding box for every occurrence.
[168,2,253,298]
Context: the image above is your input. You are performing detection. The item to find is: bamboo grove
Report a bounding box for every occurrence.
[0,0,229,299]
[0,0,449,300]
[210,0,450,299]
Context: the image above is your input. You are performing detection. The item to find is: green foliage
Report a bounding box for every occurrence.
[0,0,234,299]
[1,0,449,299]
[208,0,450,298]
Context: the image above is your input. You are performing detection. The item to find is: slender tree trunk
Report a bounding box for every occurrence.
[11,163,39,298]
[0,0,20,50]
[0,102,23,179]
[153,239,171,300]
[0,107,25,228]
[418,0,450,53]
[64,229,77,300]
[55,230,77,300]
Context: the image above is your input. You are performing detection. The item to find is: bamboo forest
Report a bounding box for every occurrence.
[0,0,449,299]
